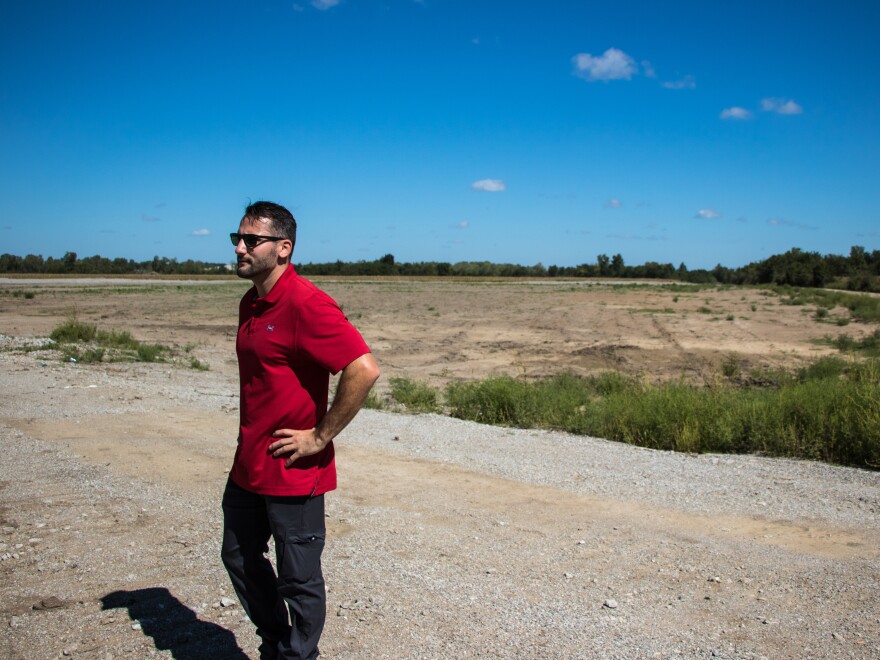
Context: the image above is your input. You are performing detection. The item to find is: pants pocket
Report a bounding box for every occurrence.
[276,532,326,589]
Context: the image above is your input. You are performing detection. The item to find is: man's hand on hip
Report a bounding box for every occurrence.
[268,354,380,469]
[269,429,328,468]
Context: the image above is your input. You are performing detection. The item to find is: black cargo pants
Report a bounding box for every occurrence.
[221,478,326,660]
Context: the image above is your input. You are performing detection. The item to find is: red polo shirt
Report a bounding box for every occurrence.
[231,265,371,496]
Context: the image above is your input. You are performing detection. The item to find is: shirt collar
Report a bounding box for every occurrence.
[252,264,295,307]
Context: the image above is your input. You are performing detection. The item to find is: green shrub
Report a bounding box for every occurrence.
[136,343,168,362]
[390,377,440,413]
[96,329,140,350]
[51,317,97,343]
[189,357,209,371]
[447,376,538,426]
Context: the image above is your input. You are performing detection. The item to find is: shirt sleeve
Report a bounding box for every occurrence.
[296,290,371,374]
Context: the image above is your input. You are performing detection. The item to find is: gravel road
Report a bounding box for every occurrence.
[1,337,879,659]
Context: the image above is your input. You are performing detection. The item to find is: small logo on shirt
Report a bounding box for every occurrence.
[266,324,275,332]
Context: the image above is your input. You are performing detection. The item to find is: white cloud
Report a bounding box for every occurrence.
[662,75,696,90]
[605,197,622,208]
[572,48,637,82]
[142,214,161,223]
[471,178,506,192]
[191,229,210,236]
[720,107,752,120]
[311,0,340,9]
[641,60,656,78]
[695,208,721,219]
[451,220,470,229]
[761,97,803,115]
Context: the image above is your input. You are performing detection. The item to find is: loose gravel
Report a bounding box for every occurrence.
[1,341,879,659]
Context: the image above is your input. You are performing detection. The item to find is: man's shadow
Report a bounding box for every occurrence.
[101,587,248,659]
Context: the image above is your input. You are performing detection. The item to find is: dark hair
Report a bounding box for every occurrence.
[243,201,297,249]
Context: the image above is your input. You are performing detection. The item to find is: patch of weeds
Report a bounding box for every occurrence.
[50,316,97,343]
[363,389,384,410]
[389,377,440,413]
[798,356,848,382]
[750,303,757,312]
[697,306,713,314]
[136,343,169,362]
[672,295,679,303]
[771,286,880,323]
[62,346,106,363]
[444,365,880,469]
[726,314,735,321]
[823,330,880,357]
[12,290,36,299]
[189,357,210,371]
[49,318,176,365]
[720,354,741,380]
[96,329,140,350]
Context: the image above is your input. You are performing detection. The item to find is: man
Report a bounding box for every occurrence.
[221,201,380,660]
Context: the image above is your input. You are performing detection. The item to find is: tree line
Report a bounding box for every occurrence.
[296,247,880,291]
[1,246,878,291]
[0,252,229,276]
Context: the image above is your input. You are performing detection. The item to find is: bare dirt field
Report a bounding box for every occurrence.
[1,277,878,659]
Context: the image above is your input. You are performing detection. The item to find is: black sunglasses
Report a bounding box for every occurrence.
[230,233,286,249]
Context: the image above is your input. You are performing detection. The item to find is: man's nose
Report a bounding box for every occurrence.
[234,239,246,255]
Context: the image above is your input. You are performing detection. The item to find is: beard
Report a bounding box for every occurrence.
[236,246,278,280]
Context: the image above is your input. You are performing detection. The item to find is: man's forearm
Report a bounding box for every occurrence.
[315,353,380,444]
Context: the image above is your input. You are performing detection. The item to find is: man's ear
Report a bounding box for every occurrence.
[276,239,293,261]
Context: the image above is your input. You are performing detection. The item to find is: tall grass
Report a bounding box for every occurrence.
[442,365,879,469]
[389,377,440,413]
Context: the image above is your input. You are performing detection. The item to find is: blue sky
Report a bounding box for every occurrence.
[1,0,878,269]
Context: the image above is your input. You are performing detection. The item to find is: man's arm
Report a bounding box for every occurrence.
[269,353,380,468]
